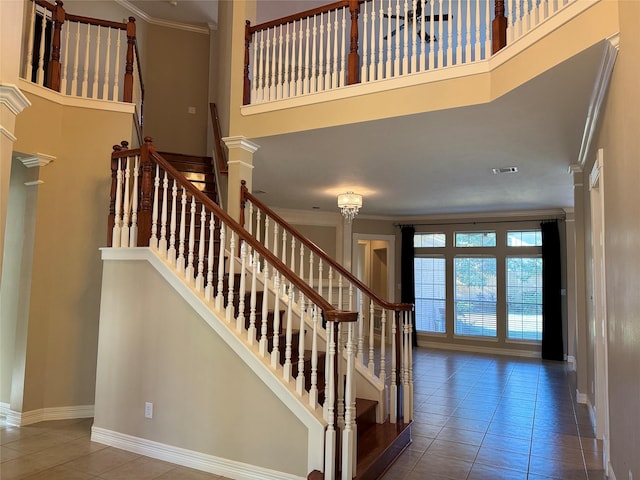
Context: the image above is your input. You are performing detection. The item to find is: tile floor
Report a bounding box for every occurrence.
[1,348,605,480]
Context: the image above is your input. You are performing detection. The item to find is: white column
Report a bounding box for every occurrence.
[563,207,576,370]
[222,136,259,223]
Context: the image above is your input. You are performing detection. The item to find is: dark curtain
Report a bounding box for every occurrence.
[400,226,417,346]
[541,220,564,360]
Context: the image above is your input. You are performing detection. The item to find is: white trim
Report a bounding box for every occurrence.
[114,0,212,34]
[17,152,55,168]
[576,389,588,404]
[18,79,136,114]
[417,338,541,358]
[578,34,620,167]
[222,136,260,154]
[24,180,45,186]
[0,83,31,116]
[91,427,304,480]
[2,405,94,426]
[100,247,326,472]
[0,125,17,142]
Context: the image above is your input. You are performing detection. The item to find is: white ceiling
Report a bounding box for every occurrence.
[127,1,605,218]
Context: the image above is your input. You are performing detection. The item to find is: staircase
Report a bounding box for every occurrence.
[106,138,414,479]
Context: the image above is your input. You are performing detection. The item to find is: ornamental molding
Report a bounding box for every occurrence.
[0,83,31,116]
[17,152,56,168]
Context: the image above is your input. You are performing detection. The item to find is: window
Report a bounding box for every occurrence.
[415,233,446,247]
[454,257,497,337]
[414,257,446,333]
[507,230,542,247]
[506,257,542,340]
[455,231,496,247]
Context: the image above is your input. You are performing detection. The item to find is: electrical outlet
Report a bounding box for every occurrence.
[188,106,196,114]
[144,402,153,419]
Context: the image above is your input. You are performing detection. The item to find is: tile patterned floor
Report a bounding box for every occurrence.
[1,348,605,480]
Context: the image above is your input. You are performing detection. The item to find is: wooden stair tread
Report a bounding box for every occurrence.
[355,421,411,480]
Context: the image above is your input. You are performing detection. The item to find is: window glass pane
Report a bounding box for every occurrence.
[415,233,446,248]
[507,230,542,247]
[414,257,446,333]
[455,231,496,247]
[454,257,497,336]
[507,257,543,340]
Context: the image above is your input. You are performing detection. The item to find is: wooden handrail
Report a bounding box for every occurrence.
[240,182,412,313]
[117,138,357,324]
[209,103,228,175]
[248,0,350,33]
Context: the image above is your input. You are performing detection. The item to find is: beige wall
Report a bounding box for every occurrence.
[144,25,210,155]
[95,259,309,477]
[6,91,133,413]
[591,1,640,477]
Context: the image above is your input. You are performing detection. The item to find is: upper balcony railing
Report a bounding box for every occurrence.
[243,0,574,105]
[22,0,144,126]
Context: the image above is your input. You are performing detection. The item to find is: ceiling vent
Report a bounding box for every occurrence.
[492,166,518,174]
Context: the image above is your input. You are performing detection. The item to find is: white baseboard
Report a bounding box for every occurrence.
[576,389,588,404]
[0,404,94,426]
[91,427,305,480]
[417,339,541,358]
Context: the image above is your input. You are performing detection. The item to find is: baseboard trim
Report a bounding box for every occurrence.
[417,340,541,358]
[0,404,94,426]
[91,427,305,480]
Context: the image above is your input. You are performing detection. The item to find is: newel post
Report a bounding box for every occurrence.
[243,21,252,105]
[123,17,136,103]
[137,136,154,246]
[347,0,360,85]
[48,0,65,92]
[492,0,507,54]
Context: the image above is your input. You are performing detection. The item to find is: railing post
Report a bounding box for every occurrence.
[137,136,154,246]
[492,0,507,54]
[347,0,360,85]
[243,20,252,105]
[240,180,248,228]
[48,0,65,92]
[123,17,136,103]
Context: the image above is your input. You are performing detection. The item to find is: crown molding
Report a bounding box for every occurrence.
[0,125,17,142]
[16,152,56,168]
[114,0,211,35]
[222,136,260,154]
[0,83,31,116]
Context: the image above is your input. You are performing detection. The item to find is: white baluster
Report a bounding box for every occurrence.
[270,27,277,100]
[357,296,365,361]
[446,0,453,66]
[523,0,531,34]
[176,188,187,273]
[402,0,409,74]
[328,267,334,306]
[205,212,215,301]
[419,0,426,71]
[81,23,91,97]
[394,0,401,75]
[25,1,36,83]
[36,9,47,86]
[196,204,207,292]
[290,236,296,275]
[158,171,169,254]
[437,0,444,67]
[277,25,284,99]
[386,0,393,77]
[429,0,435,68]
[185,196,196,282]
[311,16,317,93]
[215,223,226,310]
[101,27,111,99]
[150,165,160,249]
[61,20,71,94]
[296,20,304,96]
[368,300,376,374]
[308,306,319,407]
[406,310,414,421]
[281,228,287,267]
[283,283,294,380]
[258,30,265,102]
[167,180,178,264]
[251,31,258,103]
[390,311,398,423]
[113,28,122,100]
[318,13,325,92]
[226,232,236,321]
[484,0,491,60]
[380,309,387,382]
[456,0,462,64]
[339,8,346,87]
[71,22,81,95]
[474,0,481,61]
[403,311,411,423]
[341,321,356,480]
[270,273,281,368]
[120,156,131,247]
[324,13,332,89]
[92,25,101,98]
[303,18,310,94]
[465,0,471,62]
[236,241,247,331]
[317,259,323,297]
[247,250,258,343]
[338,275,344,311]
[410,0,417,73]
[129,156,139,247]
[259,261,270,356]
[323,316,336,478]
[514,0,523,41]
[368,0,376,81]
[298,242,305,306]
[112,158,123,247]
[378,0,385,79]
[283,23,291,99]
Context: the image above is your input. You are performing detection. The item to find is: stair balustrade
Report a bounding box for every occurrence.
[22,0,144,125]
[240,183,415,430]
[108,137,364,479]
[243,0,576,105]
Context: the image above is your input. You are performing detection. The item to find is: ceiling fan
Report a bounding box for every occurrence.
[384,1,450,42]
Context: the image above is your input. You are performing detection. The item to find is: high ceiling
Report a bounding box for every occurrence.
[125,0,605,218]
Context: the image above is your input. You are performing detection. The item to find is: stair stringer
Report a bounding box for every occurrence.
[98,247,327,475]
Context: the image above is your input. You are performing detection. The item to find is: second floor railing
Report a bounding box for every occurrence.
[22,0,144,125]
[243,0,575,105]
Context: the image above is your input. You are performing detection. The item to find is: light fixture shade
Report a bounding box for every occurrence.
[337,191,363,222]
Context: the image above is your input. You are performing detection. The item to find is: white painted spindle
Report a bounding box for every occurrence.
[368,300,375,374]
[61,21,71,94]
[158,171,169,254]
[196,204,206,292]
[36,10,47,86]
[112,158,123,247]
[215,223,226,310]
[341,321,356,480]
[113,27,121,100]
[236,241,247,331]
[168,180,177,264]
[390,311,398,423]
[150,165,159,249]
[270,273,281,368]
[205,213,215,301]
[81,23,91,97]
[25,2,36,82]
[92,26,101,99]
[129,156,139,247]
[120,157,131,247]
[259,261,270,356]
[283,283,294,380]
[247,250,258,343]
[185,196,196,282]
[177,187,187,273]
[101,27,111,99]
[225,232,236,321]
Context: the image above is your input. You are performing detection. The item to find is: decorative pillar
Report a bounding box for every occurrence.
[222,136,259,224]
